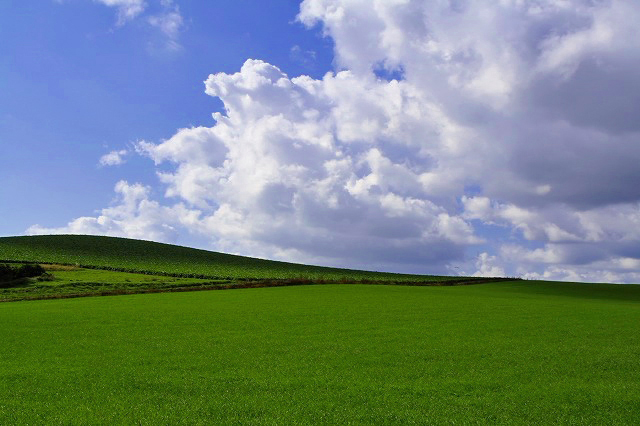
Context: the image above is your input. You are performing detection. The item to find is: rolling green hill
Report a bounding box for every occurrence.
[0,234,460,282]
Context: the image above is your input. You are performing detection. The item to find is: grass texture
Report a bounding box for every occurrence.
[0,265,220,301]
[1,282,639,424]
[0,235,459,282]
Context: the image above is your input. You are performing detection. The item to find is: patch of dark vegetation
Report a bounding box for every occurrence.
[0,263,47,288]
[35,273,55,282]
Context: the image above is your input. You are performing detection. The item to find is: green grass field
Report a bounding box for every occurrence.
[0,234,638,423]
[0,264,221,301]
[0,235,459,282]
[1,283,639,424]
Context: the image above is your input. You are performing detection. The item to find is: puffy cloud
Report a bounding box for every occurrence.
[28,181,201,243]
[462,197,640,282]
[295,0,640,281]
[472,252,506,278]
[134,59,478,272]
[502,244,640,284]
[99,149,128,166]
[39,0,640,281]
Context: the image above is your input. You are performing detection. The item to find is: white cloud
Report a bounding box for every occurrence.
[290,45,317,69]
[148,0,184,50]
[99,149,129,166]
[28,181,200,243]
[38,0,640,281]
[472,252,506,278]
[134,59,477,272]
[59,0,184,47]
[94,0,146,25]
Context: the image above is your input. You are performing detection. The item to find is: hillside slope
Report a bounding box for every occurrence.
[0,235,461,281]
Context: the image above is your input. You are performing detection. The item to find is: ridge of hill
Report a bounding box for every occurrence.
[0,235,465,282]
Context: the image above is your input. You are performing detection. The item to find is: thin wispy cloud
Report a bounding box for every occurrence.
[148,0,184,51]
[94,0,147,25]
[57,0,184,49]
[289,45,317,69]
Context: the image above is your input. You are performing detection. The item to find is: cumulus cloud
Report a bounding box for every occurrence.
[28,181,200,243]
[133,59,478,272]
[38,0,640,281]
[99,149,129,166]
[460,196,640,282]
[471,253,506,278]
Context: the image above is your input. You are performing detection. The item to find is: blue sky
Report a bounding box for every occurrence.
[0,0,332,235]
[3,1,640,283]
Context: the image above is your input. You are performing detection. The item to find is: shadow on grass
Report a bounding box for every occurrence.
[0,278,32,289]
[493,280,640,303]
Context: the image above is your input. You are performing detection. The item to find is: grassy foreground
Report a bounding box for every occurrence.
[1,282,639,424]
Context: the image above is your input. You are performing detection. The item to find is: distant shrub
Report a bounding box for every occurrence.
[36,272,55,282]
[0,264,15,282]
[0,263,46,283]
[17,263,45,278]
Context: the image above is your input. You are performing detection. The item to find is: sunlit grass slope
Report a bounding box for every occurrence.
[0,265,219,302]
[1,282,639,424]
[0,235,458,281]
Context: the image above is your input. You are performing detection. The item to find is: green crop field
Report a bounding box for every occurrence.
[0,234,638,423]
[0,235,459,282]
[1,283,639,424]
